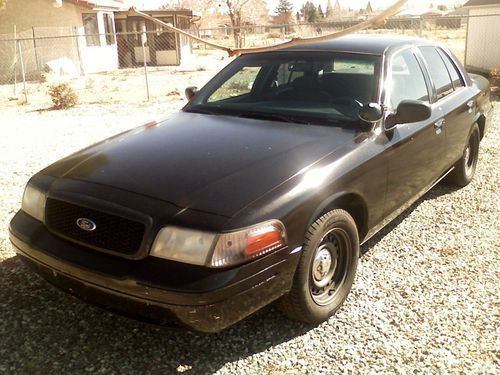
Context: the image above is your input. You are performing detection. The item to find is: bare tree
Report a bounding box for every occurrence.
[225,0,268,48]
[181,0,268,48]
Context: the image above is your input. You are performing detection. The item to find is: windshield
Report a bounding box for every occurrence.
[184,51,381,126]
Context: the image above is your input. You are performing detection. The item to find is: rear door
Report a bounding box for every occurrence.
[417,46,475,168]
[383,47,446,217]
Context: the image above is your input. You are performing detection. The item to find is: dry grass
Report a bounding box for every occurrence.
[48,82,78,109]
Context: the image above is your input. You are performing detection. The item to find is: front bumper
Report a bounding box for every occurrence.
[10,211,299,332]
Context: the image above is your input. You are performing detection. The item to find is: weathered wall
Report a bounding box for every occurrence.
[0,1,119,81]
[0,0,83,33]
[466,7,500,73]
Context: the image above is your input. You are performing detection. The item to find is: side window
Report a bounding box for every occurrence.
[419,46,454,99]
[333,58,375,75]
[437,49,465,89]
[207,67,261,102]
[389,49,429,109]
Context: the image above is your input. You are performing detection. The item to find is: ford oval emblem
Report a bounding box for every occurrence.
[76,218,96,232]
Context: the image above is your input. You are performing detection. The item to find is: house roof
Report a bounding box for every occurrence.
[67,0,126,10]
[116,9,194,17]
[463,0,500,7]
[397,7,445,17]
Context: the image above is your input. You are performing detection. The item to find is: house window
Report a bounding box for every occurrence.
[103,13,115,45]
[82,13,100,47]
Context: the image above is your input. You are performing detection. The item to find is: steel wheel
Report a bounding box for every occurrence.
[447,124,480,187]
[279,209,359,324]
[463,132,478,179]
[310,229,351,306]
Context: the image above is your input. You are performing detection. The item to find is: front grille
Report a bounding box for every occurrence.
[45,198,146,255]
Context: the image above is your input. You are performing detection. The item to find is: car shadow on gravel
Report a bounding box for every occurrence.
[360,183,458,253]
[0,255,314,373]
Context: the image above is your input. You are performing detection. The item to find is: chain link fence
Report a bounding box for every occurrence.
[195,15,469,61]
[0,14,498,105]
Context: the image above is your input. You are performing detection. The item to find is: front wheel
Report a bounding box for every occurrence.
[279,209,359,324]
[447,124,480,187]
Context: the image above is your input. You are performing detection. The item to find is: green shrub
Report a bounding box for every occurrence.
[48,82,78,109]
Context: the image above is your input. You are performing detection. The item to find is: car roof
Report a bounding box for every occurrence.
[281,34,434,56]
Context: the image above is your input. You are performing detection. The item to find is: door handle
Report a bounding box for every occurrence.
[466,100,474,113]
[434,118,445,134]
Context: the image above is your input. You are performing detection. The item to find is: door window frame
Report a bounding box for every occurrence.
[82,13,100,47]
[436,47,466,91]
[417,46,456,101]
[383,46,433,111]
[414,46,471,105]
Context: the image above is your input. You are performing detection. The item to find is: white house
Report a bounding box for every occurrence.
[463,0,500,73]
[73,0,125,73]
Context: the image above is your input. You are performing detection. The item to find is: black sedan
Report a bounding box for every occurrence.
[9,35,493,332]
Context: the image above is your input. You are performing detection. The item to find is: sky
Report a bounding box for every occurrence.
[139,0,466,14]
[266,0,465,13]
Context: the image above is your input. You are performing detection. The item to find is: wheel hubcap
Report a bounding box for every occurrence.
[464,135,476,177]
[464,146,471,167]
[312,246,337,288]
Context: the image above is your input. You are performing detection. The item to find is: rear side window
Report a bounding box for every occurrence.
[419,46,454,100]
[276,62,305,86]
[333,58,375,75]
[437,49,465,89]
[389,49,429,109]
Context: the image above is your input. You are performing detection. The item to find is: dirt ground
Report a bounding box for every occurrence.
[0,49,233,109]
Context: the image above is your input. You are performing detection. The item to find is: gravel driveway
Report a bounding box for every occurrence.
[0,99,498,374]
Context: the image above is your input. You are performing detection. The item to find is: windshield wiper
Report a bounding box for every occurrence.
[319,118,358,127]
[183,107,217,115]
[185,108,354,127]
[236,111,310,125]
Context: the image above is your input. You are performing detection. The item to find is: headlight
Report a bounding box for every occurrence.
[22,183,46,222]
[150,227,216,266]
[150,220,287,268]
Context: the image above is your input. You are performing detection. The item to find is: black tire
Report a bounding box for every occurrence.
[280,209,359,324]
[447,124,480,187]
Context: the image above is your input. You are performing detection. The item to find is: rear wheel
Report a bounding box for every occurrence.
[280,209,359,324]
[448,124,480,187]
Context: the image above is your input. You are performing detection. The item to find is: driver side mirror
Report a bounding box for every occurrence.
[385,100,431,131]
[395,100,431,123]
[185,86,198,101]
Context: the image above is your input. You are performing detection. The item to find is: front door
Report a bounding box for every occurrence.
[383,47,446,217]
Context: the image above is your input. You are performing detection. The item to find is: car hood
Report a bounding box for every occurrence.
[41,112,359,217]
